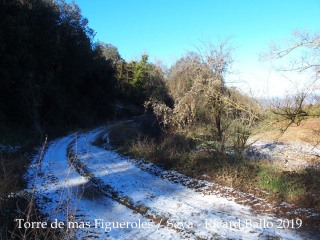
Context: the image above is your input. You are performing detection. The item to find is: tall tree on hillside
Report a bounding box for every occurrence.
[110,53,171,105]
[98,42,122,65]
[0,0,117,138]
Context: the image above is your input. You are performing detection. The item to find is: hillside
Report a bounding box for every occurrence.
[252,118,320,145]
[246,118,320,171]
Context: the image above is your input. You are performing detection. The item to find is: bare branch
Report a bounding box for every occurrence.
[261,31,320,74]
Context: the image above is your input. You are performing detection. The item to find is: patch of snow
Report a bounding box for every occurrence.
[245,140,320,170]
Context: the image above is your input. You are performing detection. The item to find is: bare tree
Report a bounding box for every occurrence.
[148,40,260,153]
[262,31,320,128]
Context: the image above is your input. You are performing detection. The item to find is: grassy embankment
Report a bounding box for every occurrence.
[105,116,320,212]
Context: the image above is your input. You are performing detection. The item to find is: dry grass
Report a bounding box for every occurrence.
[107,119,320,212]
[252,118,320,145]
[0,140,65,239]
[0,150,55,239]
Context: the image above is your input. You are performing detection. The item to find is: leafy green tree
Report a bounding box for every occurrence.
[0,0,117,139]
[131,54,148,86]
[110,53,171,105]
[98,42,122,65]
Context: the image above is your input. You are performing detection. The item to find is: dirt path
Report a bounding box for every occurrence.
[26,126,318,239]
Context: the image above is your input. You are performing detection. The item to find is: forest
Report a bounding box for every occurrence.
[1,0,320,239]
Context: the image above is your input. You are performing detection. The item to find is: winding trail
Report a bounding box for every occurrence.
[26,126,318,239]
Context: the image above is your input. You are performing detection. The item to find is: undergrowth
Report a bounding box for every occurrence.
[106,120,320,211]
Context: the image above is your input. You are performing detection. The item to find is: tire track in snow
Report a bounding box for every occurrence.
[67,127,314,240]
[26,132,187,240]
[122,151,320,227]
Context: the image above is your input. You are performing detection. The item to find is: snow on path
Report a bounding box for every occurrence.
[69,127,309,240]
[25,126,316,239]
[26,131,185,240]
